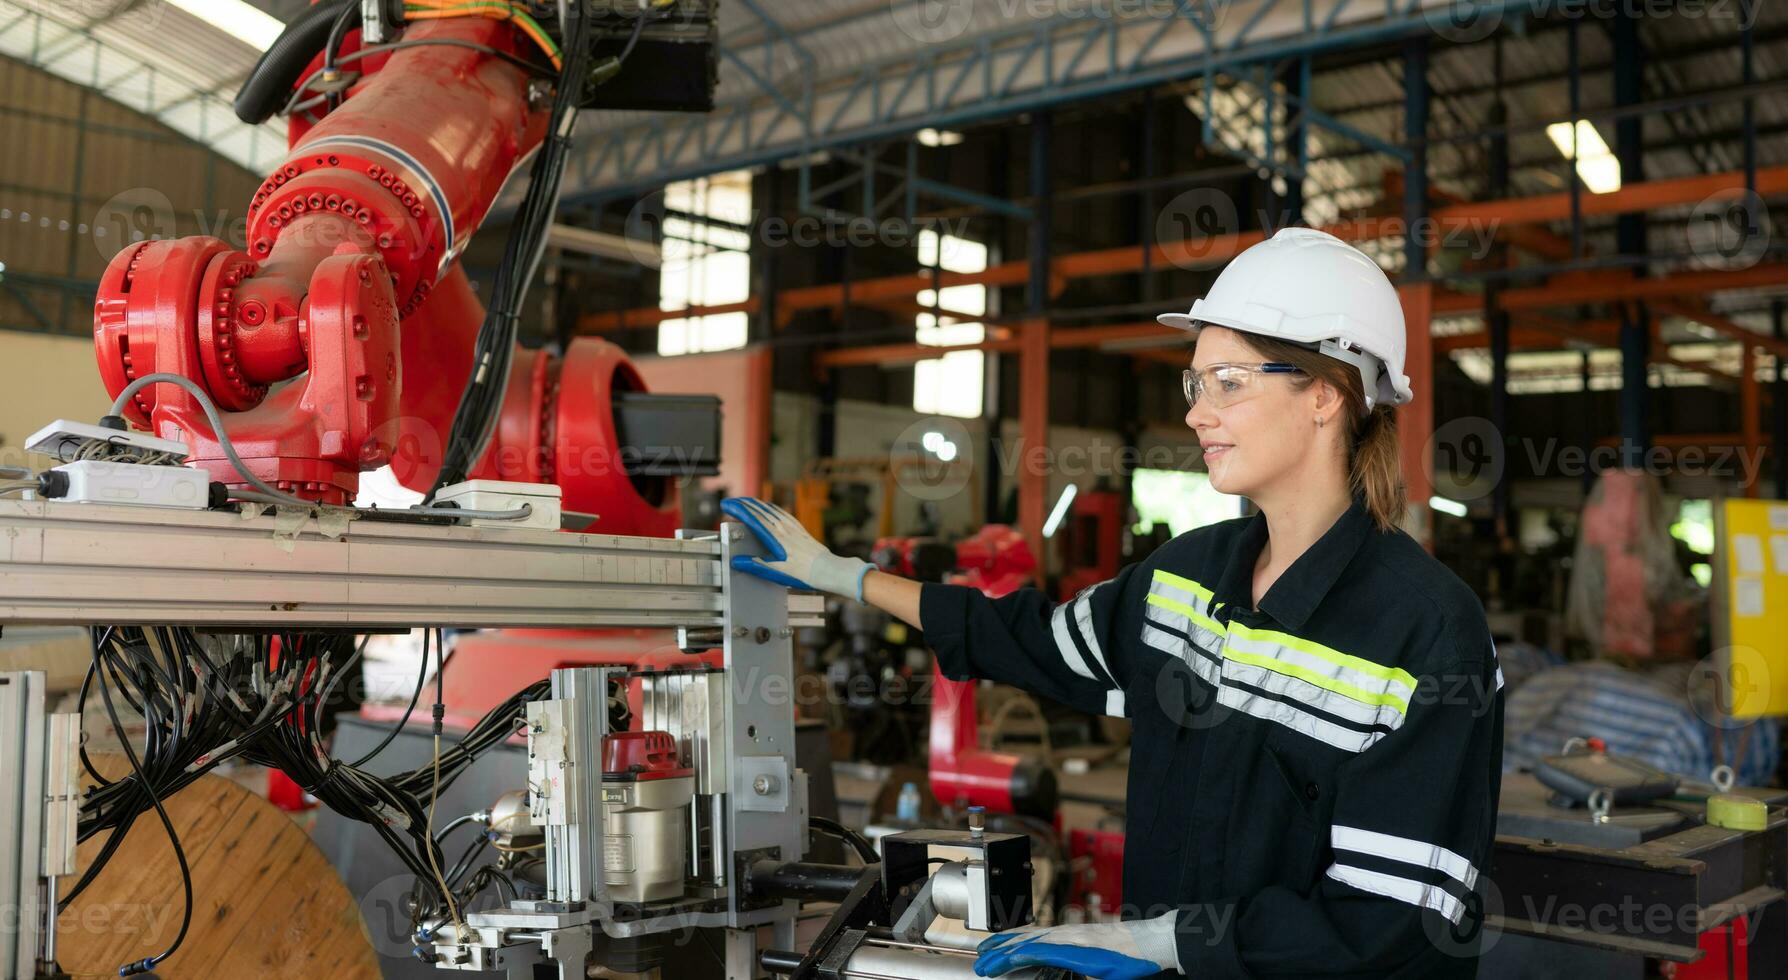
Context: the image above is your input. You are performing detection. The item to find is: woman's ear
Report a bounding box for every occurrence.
[1311,379,1344,429]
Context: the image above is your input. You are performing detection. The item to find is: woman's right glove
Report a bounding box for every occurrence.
[720,497,873,602]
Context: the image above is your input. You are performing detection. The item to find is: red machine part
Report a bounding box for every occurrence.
[1056,489,1124,600]
[92,18,546,504]
[1067,827,1126,916]
[952,524,1038,597]
[93,237,403,503]
[604,731,693,781]
[267,770,315,813]
[1664,915,1750,980]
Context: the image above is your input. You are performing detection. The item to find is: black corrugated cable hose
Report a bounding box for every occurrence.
[233,0,356,124]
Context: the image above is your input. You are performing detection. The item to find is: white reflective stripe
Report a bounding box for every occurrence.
[1073,590,1117,684]
[1142,624,1221,688]
[1223,629,1416,708]
[1104,689,1127,718]
[1216,684,1382,754]
[1143,603,1224,659]
[1326,864,1465,924]
[1151,569,1215,606]
[1222,659,1405,731]
[1331,826,1479,891]
[1148,576,1212,611]
[1146,579,1223,636]
[1050,603,1098,682]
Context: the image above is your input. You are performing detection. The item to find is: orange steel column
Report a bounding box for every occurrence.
[1018,318,1051,585]
[1399,282,1435,545]
[746,346,774,501]
[1742,344,1761,498]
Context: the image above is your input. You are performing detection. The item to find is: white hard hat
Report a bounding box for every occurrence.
[1156,226,1411,410]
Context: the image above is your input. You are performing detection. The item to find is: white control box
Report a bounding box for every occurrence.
[433,479,563,530]
[26,420,188,463]
[49,461,209,510]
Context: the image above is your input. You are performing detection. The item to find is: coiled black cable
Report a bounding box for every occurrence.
[66,625,549,966]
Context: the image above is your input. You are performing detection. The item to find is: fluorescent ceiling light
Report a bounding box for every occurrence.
[916,128,964,147]
[1545,120,1621,194]
[165,0,286,51]
[1043,483,1079,539]
[1429,495,1469,518]
[547,223,663,267]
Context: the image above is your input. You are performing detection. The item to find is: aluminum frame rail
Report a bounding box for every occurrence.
[0,500,822,630]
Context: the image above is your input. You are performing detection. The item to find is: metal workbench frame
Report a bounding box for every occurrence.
[0,499,821,630]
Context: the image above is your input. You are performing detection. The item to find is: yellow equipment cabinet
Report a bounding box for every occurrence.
[1713,497,1788,718]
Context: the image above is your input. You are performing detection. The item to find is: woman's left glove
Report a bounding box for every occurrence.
[973,911,1181,979]
[720,497,873,601]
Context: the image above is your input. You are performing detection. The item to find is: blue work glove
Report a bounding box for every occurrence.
[720,497,873,602]
[974,912,1182,979]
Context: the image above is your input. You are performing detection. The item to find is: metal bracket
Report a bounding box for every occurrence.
[734,846,783,913]
[736,756,791,813]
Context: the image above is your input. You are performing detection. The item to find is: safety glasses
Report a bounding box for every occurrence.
[1182,362,1304,410]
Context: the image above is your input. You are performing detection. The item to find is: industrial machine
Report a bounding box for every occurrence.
[0,498,1067,979]
[759,812,1068,980]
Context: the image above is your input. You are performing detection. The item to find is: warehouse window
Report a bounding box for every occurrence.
[658,170,753,356]
[913,230,987,418]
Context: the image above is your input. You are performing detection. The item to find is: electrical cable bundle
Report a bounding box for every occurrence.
[404,1,564,67]
[426,1,682,499]
[69,625,548,974]
[426,1,595,500]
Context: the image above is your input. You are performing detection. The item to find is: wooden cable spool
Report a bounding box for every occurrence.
[56,756,379,980]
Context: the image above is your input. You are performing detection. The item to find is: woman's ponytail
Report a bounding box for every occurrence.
[1348,405,1405,532]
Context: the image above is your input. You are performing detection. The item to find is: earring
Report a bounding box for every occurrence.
[1315,416,1325,429]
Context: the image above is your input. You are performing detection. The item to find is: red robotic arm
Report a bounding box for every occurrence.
[90,12,678,540]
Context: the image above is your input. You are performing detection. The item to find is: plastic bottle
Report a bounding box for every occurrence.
[896,781,921,824]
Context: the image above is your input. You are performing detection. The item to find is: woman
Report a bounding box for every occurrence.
[724,227,1503,979]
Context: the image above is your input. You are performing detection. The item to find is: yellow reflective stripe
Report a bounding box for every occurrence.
[1145,592,1224,636]
[1223,647,1410,717]
[1226,621,1418,693]
[1151,569,1215,604]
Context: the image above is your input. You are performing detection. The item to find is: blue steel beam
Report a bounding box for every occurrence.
[831,148,1035,221]
[563,0,1523,205]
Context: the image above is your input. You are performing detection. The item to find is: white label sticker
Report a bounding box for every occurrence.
[605,833,634,874]
[1772,535,1788,576]
[1769,506,1788,531]
[1735,534,1766,575]
[1735,577,1765,619]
